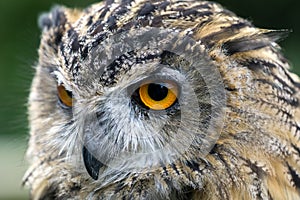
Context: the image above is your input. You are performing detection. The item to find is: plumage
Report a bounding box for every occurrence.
[23,0,300,199]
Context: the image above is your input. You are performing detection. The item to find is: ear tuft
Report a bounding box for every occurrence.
[222,29,290,56]
[38,6,67,31]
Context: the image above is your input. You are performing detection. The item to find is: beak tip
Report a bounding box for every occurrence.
[82,146,104,180]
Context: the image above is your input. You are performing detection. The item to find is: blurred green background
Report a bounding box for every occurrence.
[0,0,299,199]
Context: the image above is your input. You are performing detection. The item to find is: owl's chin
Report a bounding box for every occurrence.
[82,146,104,180]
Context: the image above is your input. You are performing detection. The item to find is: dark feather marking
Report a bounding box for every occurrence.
[214,151,236,183]
[202,22,251,48]
[99,51,162,86]
[244,159,266,199]
[223,30,289,55]
[138,2,155,16]
[86,16,93,26]
[185,160,200,172]
[98,7,110,19]
[287,164,300,189]
[240,59,276,71]
[115,6,129,16]
[115,182,126,193]
[276,96,299,107]
[253,79,294,96]
[182,10,213,18]
[107,15,118,31]
[263,29,290,43]
[224,86,238,92]
[239,59,296,94]
[292,144,300,156]
[279,64,300,89]
[223,37,270,56]
[68,28,80,52]
[89,20,104,36]
[171,163,180,175]
[60,42,69,66]
[253,79,299,107]
[271,73,296,94]
[162,166,169,176]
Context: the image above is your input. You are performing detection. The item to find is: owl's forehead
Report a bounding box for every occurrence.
[55,0,226,82]
[44,0,277,91]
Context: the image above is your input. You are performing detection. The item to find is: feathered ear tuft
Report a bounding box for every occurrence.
[263,29,290,43]
[37,5,83,56]
[37,5,69,57]
[222,29,290,56]
[38,6,67,31]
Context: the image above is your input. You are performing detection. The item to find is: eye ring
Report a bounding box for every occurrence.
[138,81,178,110]
[57,85,73,107]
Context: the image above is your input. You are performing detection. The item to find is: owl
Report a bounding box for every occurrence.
[23,0,300,199]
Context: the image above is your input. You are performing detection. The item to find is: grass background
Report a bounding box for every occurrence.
[0,0,299,199]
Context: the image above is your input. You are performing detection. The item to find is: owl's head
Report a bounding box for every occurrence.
[28,3,227,182]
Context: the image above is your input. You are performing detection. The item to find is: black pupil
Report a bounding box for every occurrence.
[66,89,73,98]
[148,83,169,101]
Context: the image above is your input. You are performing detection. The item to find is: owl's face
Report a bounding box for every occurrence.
[25,1,300,199]
[28,4,226,182]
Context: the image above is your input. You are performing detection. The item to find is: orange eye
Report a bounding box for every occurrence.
[138,82,178,110]
[57,85,73,107]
